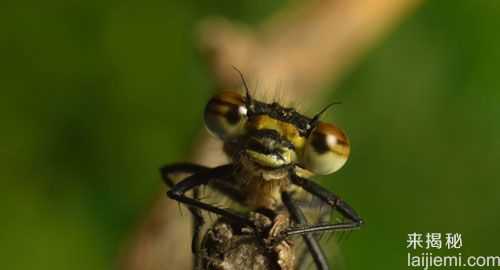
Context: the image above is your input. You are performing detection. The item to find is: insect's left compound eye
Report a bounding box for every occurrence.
[204,91,247,139]
[301,122,350,175]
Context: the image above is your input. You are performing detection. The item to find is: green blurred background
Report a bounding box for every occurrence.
[1,1,499,269]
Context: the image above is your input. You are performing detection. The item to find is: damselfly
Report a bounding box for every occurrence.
[161,68,363,269]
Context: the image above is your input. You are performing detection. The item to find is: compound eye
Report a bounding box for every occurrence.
[301,122,350,175]
[204,91,247,139]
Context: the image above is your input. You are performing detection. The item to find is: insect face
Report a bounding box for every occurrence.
[204,91,350,175]
[244,114,302,169]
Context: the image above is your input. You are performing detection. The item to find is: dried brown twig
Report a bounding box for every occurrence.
[118,0,422,269]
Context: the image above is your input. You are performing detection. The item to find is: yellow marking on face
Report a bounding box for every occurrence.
[247,115,306,151]
[246,150,292,168]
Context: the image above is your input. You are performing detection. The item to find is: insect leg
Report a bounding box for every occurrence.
[291,198,331,269]
[290,173,363,226]
[282,191,329,270]
[160,163,209,269]
[167,164,254,228]
[160,163,208,187]
[285,222,360,236]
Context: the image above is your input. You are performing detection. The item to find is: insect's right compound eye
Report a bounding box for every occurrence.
[301,122,350,175]
[204,91,248,139]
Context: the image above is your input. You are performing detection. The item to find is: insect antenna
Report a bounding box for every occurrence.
[310,101,342,125]
[232,66,253,109]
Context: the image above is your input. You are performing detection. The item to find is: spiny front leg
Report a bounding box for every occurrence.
[290,173,363,226]
[160,163,208,256]
[167,164,254,228]
[282,191,329,270]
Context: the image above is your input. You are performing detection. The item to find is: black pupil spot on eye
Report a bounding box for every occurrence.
[310,132,330,154]
[209,98,243,126]
[226,107,241,125]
